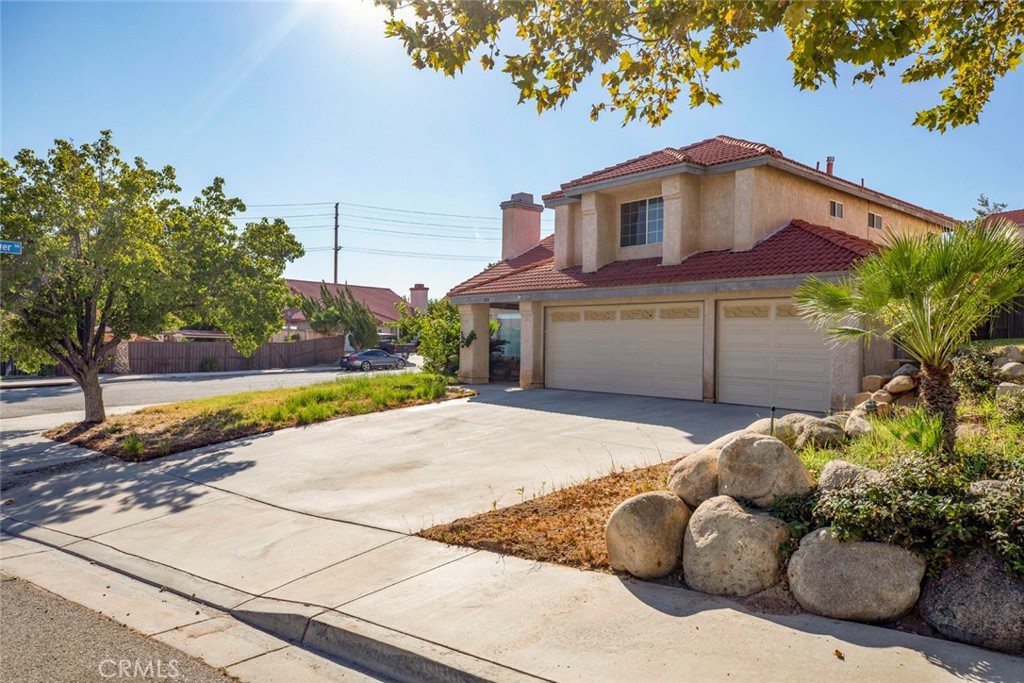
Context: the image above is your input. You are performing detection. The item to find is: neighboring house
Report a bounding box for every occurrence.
[448,135,954,412]
[987,208,1024,241]
[278,279,429,341]
[981,209,1024,340]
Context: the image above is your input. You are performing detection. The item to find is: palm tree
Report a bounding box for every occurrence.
[795,220,1024,454]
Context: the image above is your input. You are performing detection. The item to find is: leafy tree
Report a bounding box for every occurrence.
[974,193,1009,219]
[393,298,474,374]
[795,220,1024,454]
[0,132,304,422]
[379,1,1024,131]
[300,283,380,350]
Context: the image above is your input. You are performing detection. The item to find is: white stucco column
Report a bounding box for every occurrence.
[458,303,491,384]
[519,301,544,389]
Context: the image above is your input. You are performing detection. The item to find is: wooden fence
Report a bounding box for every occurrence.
[120,336,345,374]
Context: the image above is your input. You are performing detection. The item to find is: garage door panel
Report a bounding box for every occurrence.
[718,299,831,412]
[545,303,703,400]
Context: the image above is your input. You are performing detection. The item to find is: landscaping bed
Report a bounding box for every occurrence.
[419,394,1024,652]
[46,374,472,461]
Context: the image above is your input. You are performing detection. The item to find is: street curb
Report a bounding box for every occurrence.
[3,524,544,683]
[0,366,342,390]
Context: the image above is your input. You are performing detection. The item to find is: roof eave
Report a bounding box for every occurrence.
[448,270,850,306]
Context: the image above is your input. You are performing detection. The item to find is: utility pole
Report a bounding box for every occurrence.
[333,202,339,284]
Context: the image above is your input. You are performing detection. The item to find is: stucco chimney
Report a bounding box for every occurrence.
[826,156,835,176]
[500,192,543,261]
[410,283,428,313]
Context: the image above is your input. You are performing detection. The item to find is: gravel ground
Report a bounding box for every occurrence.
[0,574,237,683]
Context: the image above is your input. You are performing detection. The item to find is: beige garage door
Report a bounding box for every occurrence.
[717,299,831,412]
[545,303,703,400]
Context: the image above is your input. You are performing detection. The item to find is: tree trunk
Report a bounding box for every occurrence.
[112,340,131,374]
[80,365,106,423]
[919,363,958,455]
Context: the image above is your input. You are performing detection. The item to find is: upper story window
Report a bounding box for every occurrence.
[868,212,883,229]
[829,200,844,219]
[620,197,664,247]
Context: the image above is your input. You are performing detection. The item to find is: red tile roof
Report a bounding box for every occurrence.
[286,279,405,323]
[447,220,877,298]
[542,135,954,225]
[988,209,1024,227]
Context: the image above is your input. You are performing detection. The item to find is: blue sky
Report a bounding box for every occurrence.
[3,1,1023,298]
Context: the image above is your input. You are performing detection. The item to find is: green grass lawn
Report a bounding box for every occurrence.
[46,373,471,461]
[799,396,1024,478]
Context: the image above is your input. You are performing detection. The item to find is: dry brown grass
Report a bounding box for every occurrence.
[419,461,675,570]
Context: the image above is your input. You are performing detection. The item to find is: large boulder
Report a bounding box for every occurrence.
[787,529,924,622]
[884,374,916,395]
[996,382,1024,398]
[817,460,883,492]
[683,496,788,597]
[844,413,874,439]
[668,448,719,509]
[705,429,757,450]
[606,492,691,579]
[794,419,847,450]
[919,551,1024,654]
[717,434,812,507]
[999,345,1023,363]
[870,390,894,404]
[1000,362,1024,379]
[861,375,888,392]
[746,418,798,448]
[895,392,919,408]
[893,363,920,377]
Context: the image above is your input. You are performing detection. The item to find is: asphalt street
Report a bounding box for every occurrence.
[0,574,236,683]
[0,368,408,419]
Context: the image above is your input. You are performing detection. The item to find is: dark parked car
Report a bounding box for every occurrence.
[339,349,407,372]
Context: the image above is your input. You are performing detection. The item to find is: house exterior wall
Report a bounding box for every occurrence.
[551,164,945,270]
[751,166,942,246]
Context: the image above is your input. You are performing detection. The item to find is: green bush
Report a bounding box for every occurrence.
[997,391,1024,424]
[199,357,220,372]
[815,450,1024,578]
[121,432,145,458]
[951,345,999,398]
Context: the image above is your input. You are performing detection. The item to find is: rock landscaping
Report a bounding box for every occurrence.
[602,400,1023,655]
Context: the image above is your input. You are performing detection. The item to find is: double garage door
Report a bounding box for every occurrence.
[544,299,831,411]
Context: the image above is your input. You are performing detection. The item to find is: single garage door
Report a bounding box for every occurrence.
[717,299,831,412]
[545,302,703,400]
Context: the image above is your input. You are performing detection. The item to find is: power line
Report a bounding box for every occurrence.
[243,201,336,208]
[306,245,490,261]
[345,225,500,241]
[338,200,503,221]
[339,213,503,231]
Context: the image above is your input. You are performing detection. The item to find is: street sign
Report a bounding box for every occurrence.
[0,240,22,255]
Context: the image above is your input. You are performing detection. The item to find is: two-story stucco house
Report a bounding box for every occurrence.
[448,135,954,412]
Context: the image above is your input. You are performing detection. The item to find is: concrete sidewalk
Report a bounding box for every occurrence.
[2,389,1021,681]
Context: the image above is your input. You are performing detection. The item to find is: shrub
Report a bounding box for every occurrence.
[997,391,1024,425]
[815,450,1024,578]
[951,345,999,398]
[199,357,220,372]
[121,432,145,458]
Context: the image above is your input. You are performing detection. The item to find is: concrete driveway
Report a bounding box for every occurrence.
[146,385,766,532]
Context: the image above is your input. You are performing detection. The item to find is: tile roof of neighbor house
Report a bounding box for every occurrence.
[447,220,878,298]
[285,279,405,323]
[542,135,955,225]
[988,208,1024,226]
